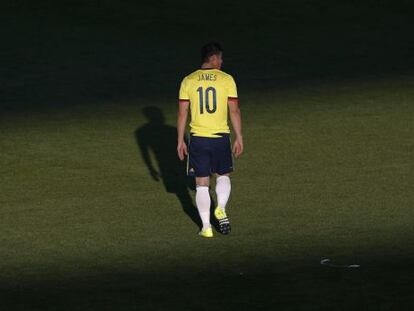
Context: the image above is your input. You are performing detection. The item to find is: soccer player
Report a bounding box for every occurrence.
[177,42,243,238]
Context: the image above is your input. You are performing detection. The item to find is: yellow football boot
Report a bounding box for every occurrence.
[199,227,213,238]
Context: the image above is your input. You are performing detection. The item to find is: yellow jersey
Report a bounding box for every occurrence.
[179,69,238,138]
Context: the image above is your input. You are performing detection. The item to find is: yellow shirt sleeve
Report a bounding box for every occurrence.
[227,75,238,98]
[179,78,189,101]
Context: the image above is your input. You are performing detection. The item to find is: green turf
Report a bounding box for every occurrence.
[1,76,413,310]
[1,1,414,310]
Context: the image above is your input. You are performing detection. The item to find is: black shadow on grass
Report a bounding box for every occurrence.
[135,106,200,229]
[1,255,414,310]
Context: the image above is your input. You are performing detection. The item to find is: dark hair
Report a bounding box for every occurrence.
[201,42,223,62]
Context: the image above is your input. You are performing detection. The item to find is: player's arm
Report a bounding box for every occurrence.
[228,98,243,157]
[177,78,190,161]
[177,100,189,160]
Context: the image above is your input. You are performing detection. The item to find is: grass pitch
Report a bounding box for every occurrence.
[1,77,413,310]
[1,1,414,310]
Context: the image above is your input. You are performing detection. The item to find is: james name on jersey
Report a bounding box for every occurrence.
[197,73,217,81]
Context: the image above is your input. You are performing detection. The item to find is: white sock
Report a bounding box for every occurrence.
[215,175,231,210]
[196,186,211,230]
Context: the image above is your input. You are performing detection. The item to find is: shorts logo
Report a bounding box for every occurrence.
[189,168,195,173]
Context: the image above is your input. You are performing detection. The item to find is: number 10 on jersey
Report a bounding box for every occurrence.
[197,86,217,114]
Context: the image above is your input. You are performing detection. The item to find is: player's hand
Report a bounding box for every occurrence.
[177,141,188,161]
[233,136,244,158]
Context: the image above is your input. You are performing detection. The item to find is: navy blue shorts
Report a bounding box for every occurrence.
[188,134,233,177]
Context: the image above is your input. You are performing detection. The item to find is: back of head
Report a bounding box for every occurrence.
[200,42,223,63]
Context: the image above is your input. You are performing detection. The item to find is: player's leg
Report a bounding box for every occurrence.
[195,176,212,235]
[212,134,233,234]
[215,173,231,211]
[188,136,213,237]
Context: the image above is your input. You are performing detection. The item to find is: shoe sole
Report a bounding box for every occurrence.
[199,233,213,238]
[216,216,231,235]
[219,222,231,235]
